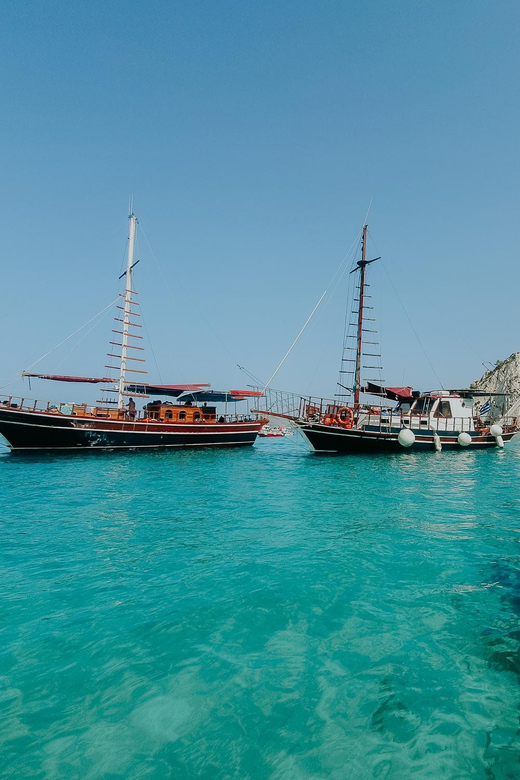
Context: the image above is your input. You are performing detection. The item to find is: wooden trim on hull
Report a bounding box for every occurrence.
[0,408,263,451]
[297,423,516,453]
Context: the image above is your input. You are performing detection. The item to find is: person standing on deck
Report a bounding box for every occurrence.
[127,397,136,420]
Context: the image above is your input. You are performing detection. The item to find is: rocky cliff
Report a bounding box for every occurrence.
[470,351,520,420]
[471,352,520,400]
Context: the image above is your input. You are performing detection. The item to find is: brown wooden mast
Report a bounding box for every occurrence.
[352,225,380,409]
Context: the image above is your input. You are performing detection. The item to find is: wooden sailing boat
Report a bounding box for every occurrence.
[254,225,518,453]
[0,210,266,451]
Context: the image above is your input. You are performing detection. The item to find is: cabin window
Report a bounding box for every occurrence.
[179,411,186,421]
[194,412,201,421]
[435,401,452,418]
[164,410,173,419]
[411,397,433,414]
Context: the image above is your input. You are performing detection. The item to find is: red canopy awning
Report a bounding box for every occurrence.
[228,390,264,397]
[364,382,414,401]
[387,386,413,398]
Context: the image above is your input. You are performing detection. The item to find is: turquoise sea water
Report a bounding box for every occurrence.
[1,437,520,779]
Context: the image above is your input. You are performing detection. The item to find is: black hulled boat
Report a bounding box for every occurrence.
[254,225,518,453]
[0,211,266,452]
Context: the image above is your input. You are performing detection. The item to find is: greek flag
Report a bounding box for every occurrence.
[479,399,491,416]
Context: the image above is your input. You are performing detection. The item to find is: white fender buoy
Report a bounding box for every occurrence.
[458,432,472,447]
[490,424,504,448]
[398,428,415,448]
[433,433,442,451]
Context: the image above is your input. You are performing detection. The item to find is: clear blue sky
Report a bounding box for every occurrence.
[1,0,519,403]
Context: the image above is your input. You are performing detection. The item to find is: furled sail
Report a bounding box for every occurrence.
[22,373,115,384]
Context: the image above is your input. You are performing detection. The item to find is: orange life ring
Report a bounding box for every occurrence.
[336,407,354,429]
[323,415,333,426]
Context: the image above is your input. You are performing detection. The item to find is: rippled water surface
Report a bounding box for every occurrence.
[2,436,520,778]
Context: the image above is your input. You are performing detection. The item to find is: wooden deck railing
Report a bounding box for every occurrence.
[251,389,518,433]
[0,395,258,425]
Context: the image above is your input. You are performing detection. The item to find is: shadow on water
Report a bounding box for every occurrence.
[481,559,520,679]
[0,440,280,475]
[1,443,256,463]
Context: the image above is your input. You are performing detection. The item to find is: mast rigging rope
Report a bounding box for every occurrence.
[23,297,120,374]
[263,226,364,393]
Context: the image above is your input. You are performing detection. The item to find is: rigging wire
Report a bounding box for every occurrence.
[379,259,444,389]
[335,233,363,399]
[0,303,24,324]
[133,231,194,386]
[95,217,129,248]
[2,297,120,389]
[367,228,447,389]
[139,306,164,385]
[140,218,368,395]
[363,199,373,228]
[304,236,361,394]
[405,289,490,366]
[263,226,364,393]
[139,215,364,395]
[138,223,259,384]
[23,297,120,373]
[130,234,164,384]
[237,364,265,387]
[263,291,327,392]
[49,304,116,373]
[337,228,387,399]
[0,217,129,390]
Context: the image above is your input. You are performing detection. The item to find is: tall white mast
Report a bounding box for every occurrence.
[118,211,137,408]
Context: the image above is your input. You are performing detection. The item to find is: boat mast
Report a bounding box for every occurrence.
[351,225,381,409]
[353,225,368,408]
[118,211,137,408]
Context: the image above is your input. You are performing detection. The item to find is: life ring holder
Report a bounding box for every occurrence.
[336,407,354,429]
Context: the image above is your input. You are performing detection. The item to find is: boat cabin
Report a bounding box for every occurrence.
[392,391,478,432]
[143,401,218,423]
[315,390,489,434]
